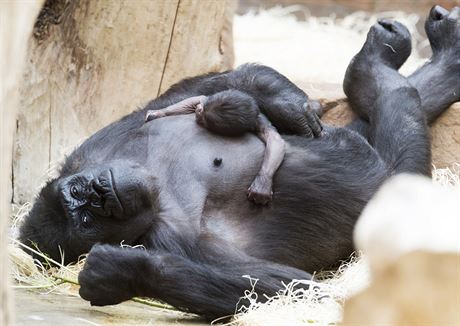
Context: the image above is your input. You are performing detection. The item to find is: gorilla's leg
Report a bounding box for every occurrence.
[78,243,311,320]
[370,87,431,176]
[408,6,460,123]
[345,118,371,140]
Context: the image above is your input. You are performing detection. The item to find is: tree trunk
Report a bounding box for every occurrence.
[0,1,44,324]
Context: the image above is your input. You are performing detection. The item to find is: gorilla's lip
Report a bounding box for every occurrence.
[108,169,124,214]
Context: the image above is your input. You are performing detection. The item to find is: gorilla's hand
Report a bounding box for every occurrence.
[78,244,149,306]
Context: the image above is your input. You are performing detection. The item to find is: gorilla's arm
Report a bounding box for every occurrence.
[78,242,311,320]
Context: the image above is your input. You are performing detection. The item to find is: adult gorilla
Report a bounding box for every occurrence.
[19,6,459,319]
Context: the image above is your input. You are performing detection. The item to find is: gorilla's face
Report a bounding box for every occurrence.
[425,6,460,54]
[19,160,158,264]
[365,19,412,69]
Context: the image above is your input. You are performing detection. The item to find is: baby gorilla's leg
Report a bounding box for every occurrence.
[247,114,285,205]
[145,95,206,121]
[199,91,286,204]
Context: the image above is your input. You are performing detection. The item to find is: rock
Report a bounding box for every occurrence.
[353,174,460,274]
[343,173,460,325]
[342,251,460,326]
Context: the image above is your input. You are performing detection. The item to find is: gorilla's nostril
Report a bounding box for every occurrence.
[430,5,449,21]
[378,19,395,32]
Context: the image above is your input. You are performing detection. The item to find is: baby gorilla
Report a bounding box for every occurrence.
[147,89,261,136]
[145,67,323,205]
[196,90,259,136]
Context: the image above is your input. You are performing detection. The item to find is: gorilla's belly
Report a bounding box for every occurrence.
[142,116,267,241]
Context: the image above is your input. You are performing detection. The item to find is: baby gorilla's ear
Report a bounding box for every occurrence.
[202,90,260,137]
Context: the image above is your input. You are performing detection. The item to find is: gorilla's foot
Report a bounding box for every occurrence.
[425,5,460,55]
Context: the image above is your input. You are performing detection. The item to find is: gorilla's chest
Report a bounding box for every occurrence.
[143,115,265,219]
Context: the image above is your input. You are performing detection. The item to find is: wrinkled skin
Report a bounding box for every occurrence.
[19,8,457,320]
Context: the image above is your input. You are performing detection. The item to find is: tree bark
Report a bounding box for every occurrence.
[0,1,44,324]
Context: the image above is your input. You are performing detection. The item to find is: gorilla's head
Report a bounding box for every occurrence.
[19,160,158,264]
[364,19,412,69]
[425,5,460,54]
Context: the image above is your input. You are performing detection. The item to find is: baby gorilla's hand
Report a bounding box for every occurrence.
[78,244,148,306]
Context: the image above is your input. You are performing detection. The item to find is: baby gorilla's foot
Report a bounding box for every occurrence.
[247,174,273,205]
[145,110,166,121]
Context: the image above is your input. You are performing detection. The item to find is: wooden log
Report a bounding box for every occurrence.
[13,0,236,204]
[0,1,44,324]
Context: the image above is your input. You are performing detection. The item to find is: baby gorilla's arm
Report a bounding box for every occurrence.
[145,95,206,121]
[247,114,285,205]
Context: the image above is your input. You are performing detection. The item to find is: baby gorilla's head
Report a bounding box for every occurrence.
[197,89,259,137]
[364,19,412,69]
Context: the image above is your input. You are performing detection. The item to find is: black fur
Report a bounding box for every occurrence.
[19,9,457,320]
[202,89,259,136]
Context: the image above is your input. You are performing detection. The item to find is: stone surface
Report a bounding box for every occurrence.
[14,289,207,326]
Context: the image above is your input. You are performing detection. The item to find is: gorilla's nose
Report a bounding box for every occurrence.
[430,5,449,21]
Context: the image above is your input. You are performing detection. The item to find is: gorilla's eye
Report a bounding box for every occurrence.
[70,185,79,198]
[81,213,92,228]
